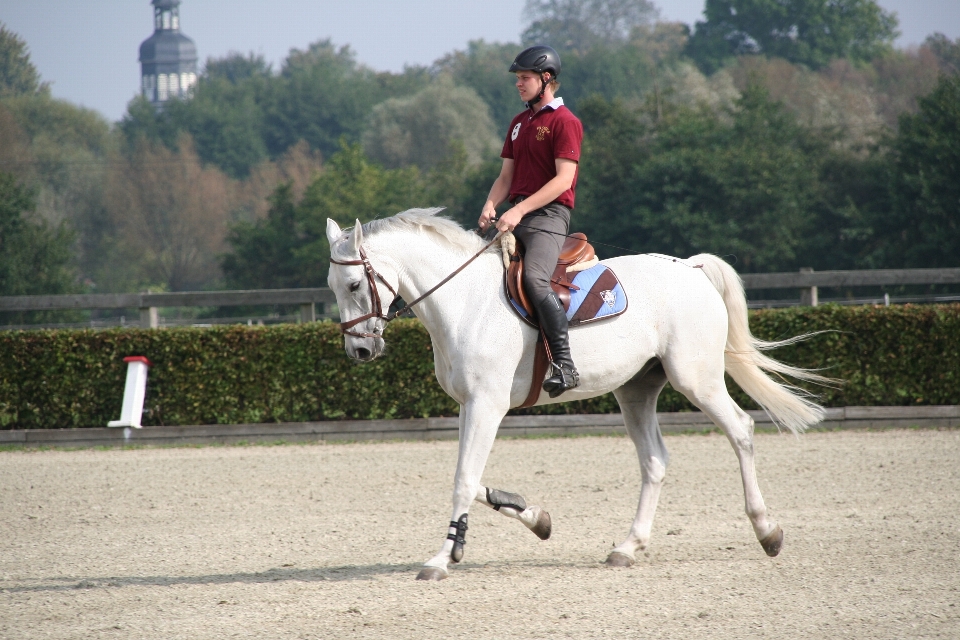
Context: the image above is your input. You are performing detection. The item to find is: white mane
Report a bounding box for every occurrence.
[362,208,493,255]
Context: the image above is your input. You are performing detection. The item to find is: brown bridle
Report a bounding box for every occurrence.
[329,231,502,341]
[329,246,399,339]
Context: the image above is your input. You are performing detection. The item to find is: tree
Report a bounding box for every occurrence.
[577,85,826,272]
[222,143,428,289]
[866,75,960,268]
[434,40,524,133]
[521,0,659,50]
[262,40,422,162]
[161,75,270,178]
[925,33,960,76]
[362,79,499,170]
[221,181,307,289]
[686,0,899,73]
[1,94,115,291]
[118,42,430,179]
[0,172,75,297]
[107,136,232,291]
[0,23,46,98]
[204,52,272,83]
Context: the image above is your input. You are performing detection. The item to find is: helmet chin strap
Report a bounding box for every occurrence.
[525,72,549,110]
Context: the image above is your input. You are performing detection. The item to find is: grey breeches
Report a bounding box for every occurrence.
[512,202,571,303]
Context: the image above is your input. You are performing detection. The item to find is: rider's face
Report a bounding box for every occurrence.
[515,71,546,102]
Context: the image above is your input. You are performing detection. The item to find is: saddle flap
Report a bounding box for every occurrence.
[505,233,598,320]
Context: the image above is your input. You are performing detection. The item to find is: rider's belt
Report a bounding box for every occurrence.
[510,195,528,204]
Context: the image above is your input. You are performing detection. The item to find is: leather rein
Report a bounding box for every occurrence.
[329,232,502,339]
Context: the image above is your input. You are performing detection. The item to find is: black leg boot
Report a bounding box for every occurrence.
[536,292,580,398]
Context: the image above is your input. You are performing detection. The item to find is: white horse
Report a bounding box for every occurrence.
[325,208,827,581]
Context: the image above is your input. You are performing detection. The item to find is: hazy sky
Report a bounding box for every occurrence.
[3,0,958,122]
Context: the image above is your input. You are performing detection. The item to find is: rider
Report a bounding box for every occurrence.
[478,45,583,398]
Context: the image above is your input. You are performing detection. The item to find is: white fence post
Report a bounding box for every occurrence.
[799,267,818,307]
[299,303,316,323]
[139,306,159,328]
[107,356,153,429]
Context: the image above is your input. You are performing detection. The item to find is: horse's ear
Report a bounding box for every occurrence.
[352,219,364,253]
[326,218,342,245]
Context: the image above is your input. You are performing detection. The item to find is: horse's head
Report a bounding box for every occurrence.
[326,218,397,362]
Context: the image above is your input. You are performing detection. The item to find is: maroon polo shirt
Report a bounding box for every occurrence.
[500,99,583,209]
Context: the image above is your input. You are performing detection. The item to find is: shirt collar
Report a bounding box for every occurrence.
[541,97,564,111]
[528,96,564,115]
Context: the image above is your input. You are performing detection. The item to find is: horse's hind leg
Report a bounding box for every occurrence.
[606,362,670,567]
[665,361,783,557]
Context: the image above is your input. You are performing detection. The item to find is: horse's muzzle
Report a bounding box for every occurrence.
[346,338,384,362]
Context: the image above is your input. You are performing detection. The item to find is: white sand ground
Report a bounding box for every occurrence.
[1,429,958,639]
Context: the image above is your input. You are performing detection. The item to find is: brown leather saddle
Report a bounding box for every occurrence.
[505,232,597,322]
[504,233,598,408]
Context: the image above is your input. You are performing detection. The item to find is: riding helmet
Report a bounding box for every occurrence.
[508,45,561,78]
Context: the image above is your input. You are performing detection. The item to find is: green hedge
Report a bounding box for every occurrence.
[1,304,958,429]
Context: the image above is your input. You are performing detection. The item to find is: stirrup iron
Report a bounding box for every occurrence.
[542,361,579,398]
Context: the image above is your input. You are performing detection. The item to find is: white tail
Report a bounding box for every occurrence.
[693,254,835,434]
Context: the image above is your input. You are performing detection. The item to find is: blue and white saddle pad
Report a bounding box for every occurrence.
[509,263,628,327]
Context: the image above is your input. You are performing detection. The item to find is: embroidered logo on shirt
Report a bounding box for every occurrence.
[536,126,550,141]
[511,123,521,141]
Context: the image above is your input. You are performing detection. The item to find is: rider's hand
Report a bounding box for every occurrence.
[496,207,525,233]
[478,204,497,231]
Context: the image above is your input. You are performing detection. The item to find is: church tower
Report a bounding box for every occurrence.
[139,0,198,108]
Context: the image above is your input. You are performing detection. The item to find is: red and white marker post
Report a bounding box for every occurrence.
[107,356,153,429]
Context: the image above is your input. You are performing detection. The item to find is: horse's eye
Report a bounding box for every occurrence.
[349,281,361,293]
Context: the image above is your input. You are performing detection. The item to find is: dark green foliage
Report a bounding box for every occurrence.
[119,40,431,179]
[221,182,309,289]
[0,320,458,429]
[0,23,45,98]
[0,172,76,297]
[686,0,899,73]
[222,144,427,289]
[741,304,960,407]
[162,76,270,179]
[866,75,960,268]
[577,85,823,271]
[2,305,958,429]
[262,41,381,162]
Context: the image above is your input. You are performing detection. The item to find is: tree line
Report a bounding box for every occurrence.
[0,0,958,302]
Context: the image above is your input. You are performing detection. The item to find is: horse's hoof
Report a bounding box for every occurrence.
[531,509,552,540]
[605,551,635,568]
[759,525,784,557]
[415,567,448,581]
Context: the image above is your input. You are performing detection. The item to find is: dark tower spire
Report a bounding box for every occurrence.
[139,0,198,108]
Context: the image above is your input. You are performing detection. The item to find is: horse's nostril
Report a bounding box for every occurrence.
[355,347,372,360]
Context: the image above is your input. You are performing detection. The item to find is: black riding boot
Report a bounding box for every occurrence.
[536,292,580,398]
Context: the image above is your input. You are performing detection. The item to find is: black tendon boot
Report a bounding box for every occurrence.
[536,292,580,398]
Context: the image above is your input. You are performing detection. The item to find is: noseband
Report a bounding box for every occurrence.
[329,231,503,341]
[329,246,399,339]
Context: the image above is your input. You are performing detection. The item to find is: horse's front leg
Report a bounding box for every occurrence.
[474,485,552,541]
[417,396,508,581]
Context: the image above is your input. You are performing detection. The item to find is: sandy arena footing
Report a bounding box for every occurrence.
[1,429,958,639]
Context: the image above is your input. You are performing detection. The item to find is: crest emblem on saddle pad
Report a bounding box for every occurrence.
[600,290,616,308]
